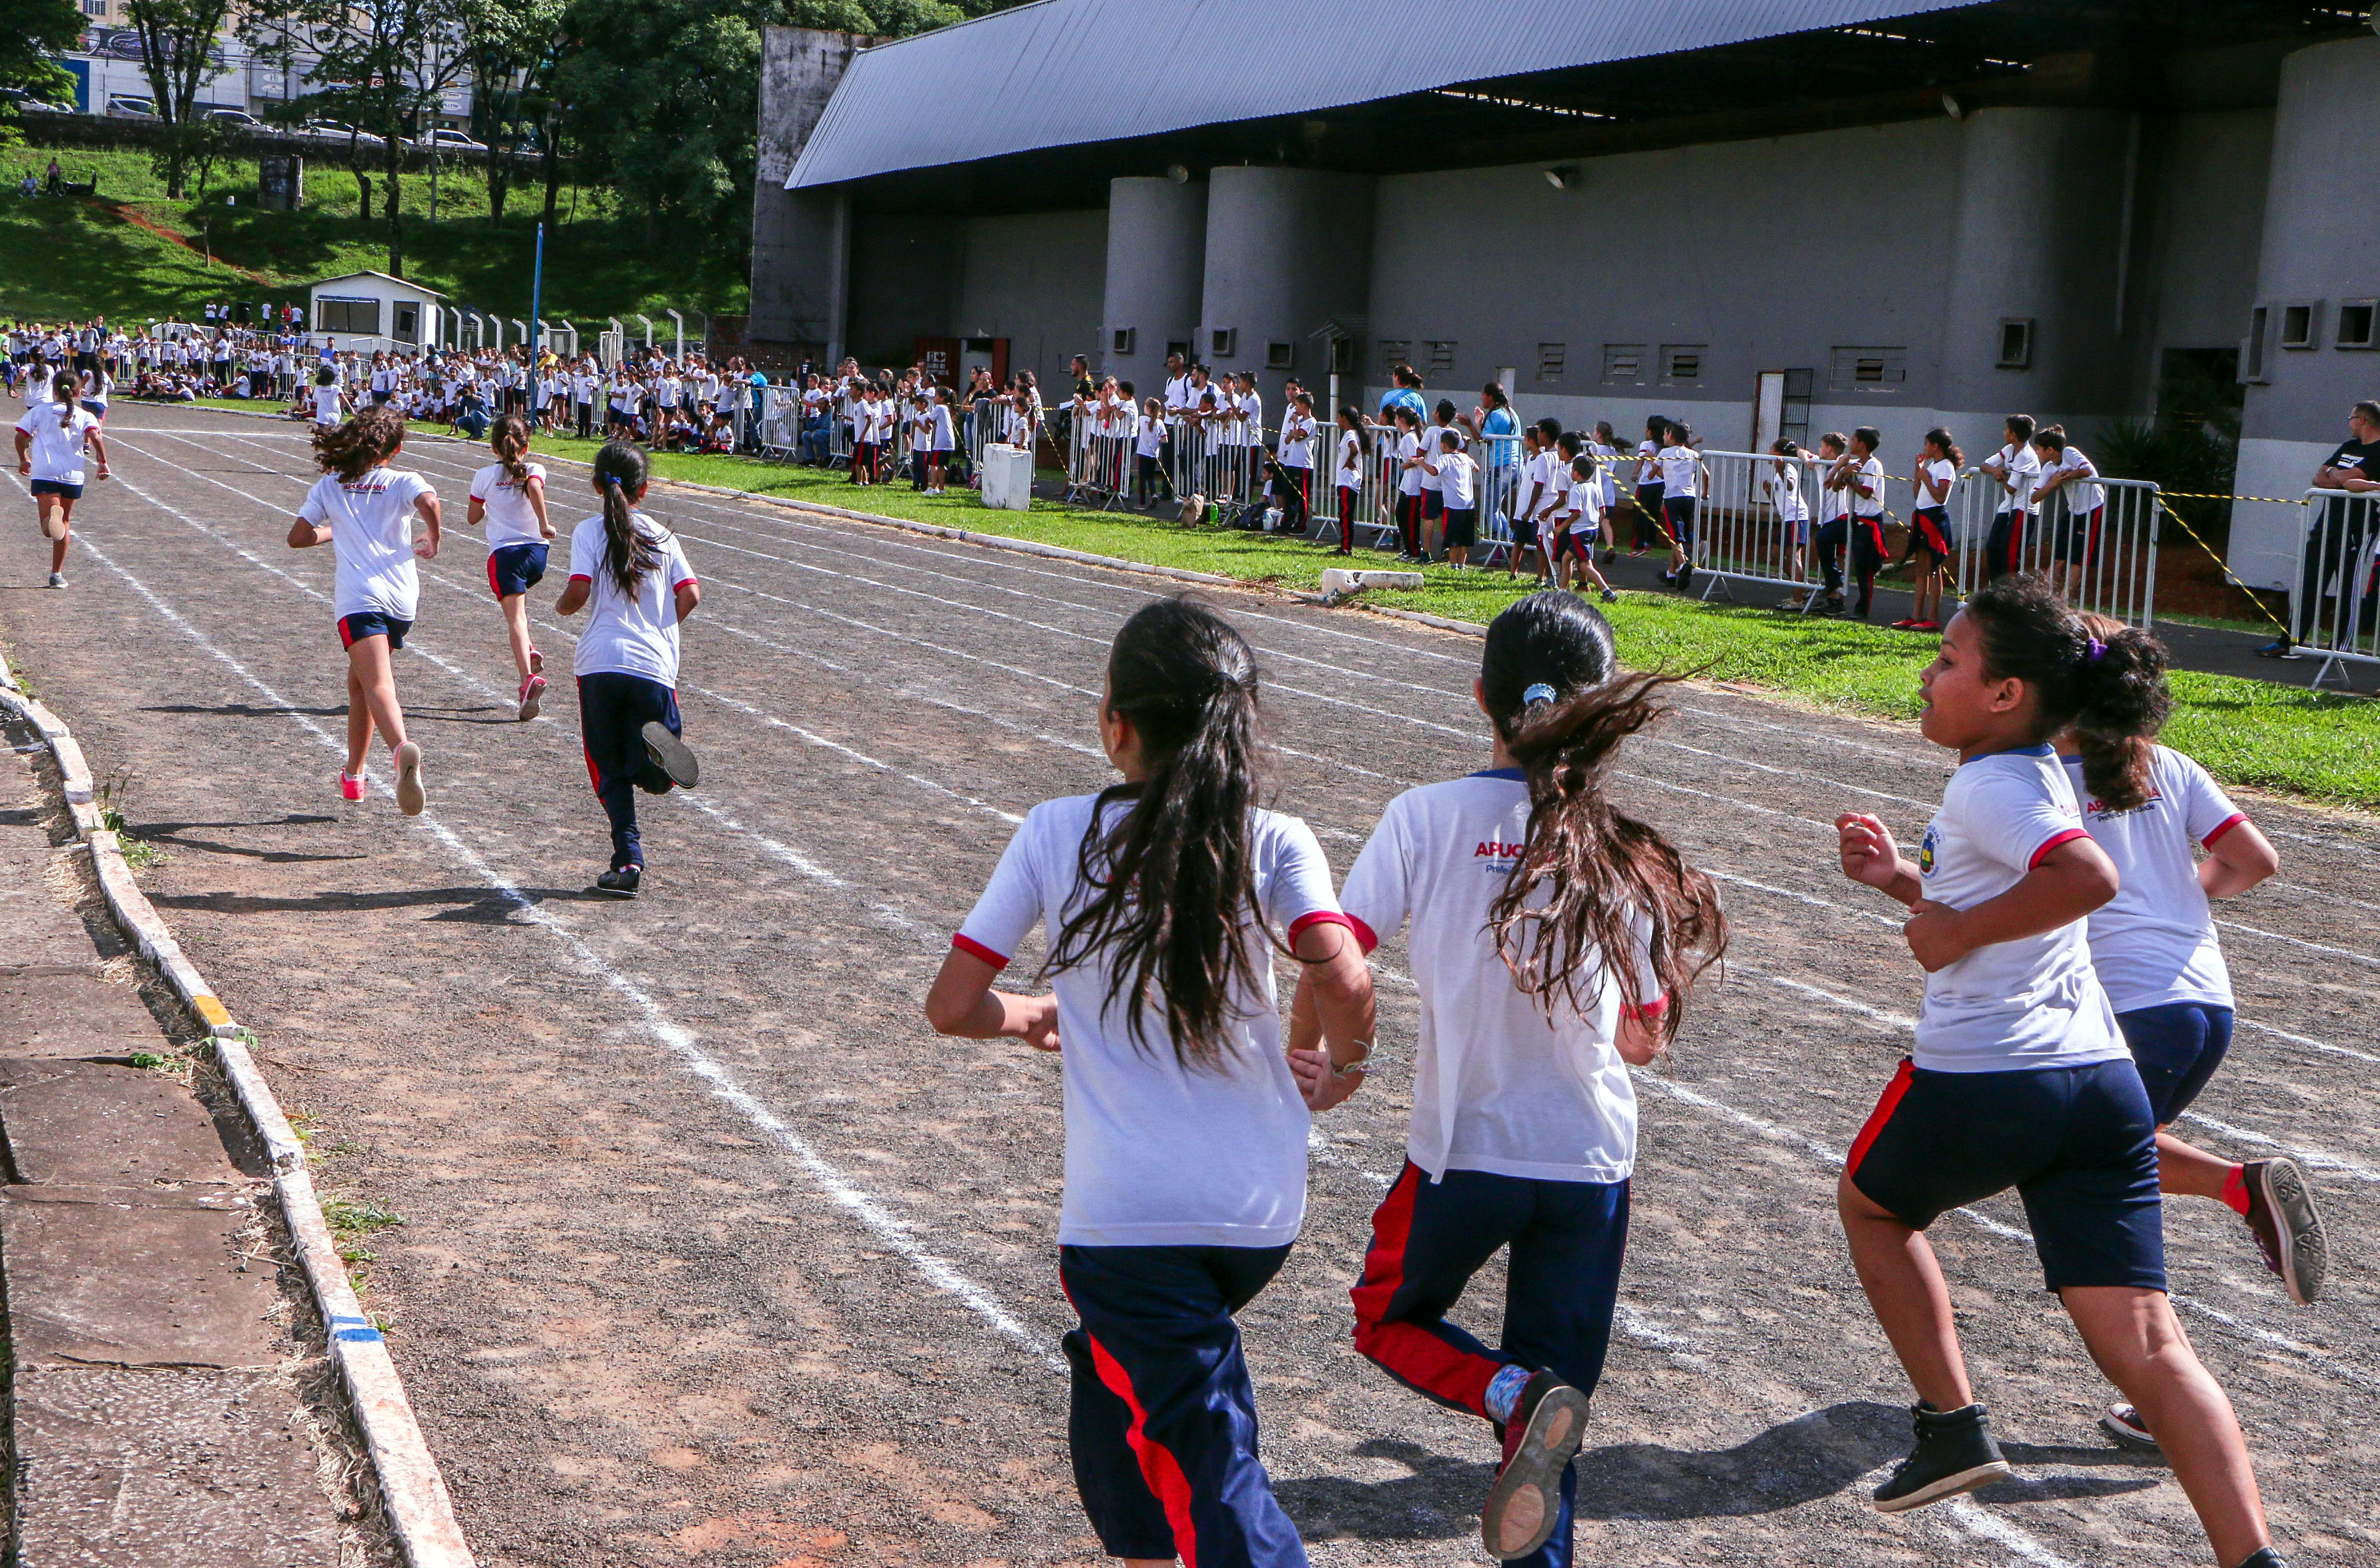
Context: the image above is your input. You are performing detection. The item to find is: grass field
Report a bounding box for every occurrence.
[341,418,2374,812]
[0,140,743,323]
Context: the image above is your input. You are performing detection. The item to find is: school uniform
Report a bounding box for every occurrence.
[2046,448,2105,567]
[567,513,697,872]
[1847,747,2162,1294]
[2065,747,2249,1125]
[15,404,100,499]
[1847,456,1889,618]
[469,460,549,599]
[311,384,342,427]
[1763,460,1809,549]
[1394,430,1426,556]
[1333,430,1364,554]
[1277,410,1316,523]
[1436,447,1478,549]
[1558,474,1602,562]
[300,467,434,650]
[1339,770,1659,1568]
[1631,440,1665,550]
[955,799,1351,1568]
[1908,456,1957,560]
[1656,445,1700,551]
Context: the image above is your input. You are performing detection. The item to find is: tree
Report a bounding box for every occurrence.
[123,0,236,196]
[0,0,80,116]
[461,0,564,227]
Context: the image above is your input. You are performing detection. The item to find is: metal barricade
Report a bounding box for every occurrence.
[2287,486,2379,688]
[1667,448,1833,606]
[758,386,799,460]
[1063,402,1135,509]
[1949,471,2160,629]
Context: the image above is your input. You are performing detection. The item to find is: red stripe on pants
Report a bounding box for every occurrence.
[1349,1164,1503,1418]
[1847,1058,1916,1177]
[1079,1328,1203,1568]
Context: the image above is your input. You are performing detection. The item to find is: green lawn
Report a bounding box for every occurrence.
[405,424,2375,813]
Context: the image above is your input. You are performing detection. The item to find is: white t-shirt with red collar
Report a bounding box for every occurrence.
[955,796,1349,1248]
[2064,747,2245,1014]
[1339,770,1658,1184]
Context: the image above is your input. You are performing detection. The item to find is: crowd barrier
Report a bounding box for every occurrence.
[2287,486,2379,688]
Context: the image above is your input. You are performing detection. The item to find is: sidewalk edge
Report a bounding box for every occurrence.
[0,662,476,1568]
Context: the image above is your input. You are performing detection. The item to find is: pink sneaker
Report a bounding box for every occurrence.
[529,647,543,676]
[339,771,365,803]
[518,674,547,723]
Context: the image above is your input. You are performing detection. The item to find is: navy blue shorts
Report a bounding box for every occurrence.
[486,542,549,599]
[1554,527,1596,562]
[2116,1003,2234,1126]
[337,611,412,651]
[29,479,81,500]
[1848,1057,2165,1292]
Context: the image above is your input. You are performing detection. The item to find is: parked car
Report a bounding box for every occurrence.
[204,107,274,132]
[104,95,158,120]
[414,127,485,152]
[0,86,70,115]
[302,119,382,146]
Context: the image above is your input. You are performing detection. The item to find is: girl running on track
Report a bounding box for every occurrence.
[1327,592,1724,1565]
[465,414,556,721]
[924,597,1376,1568]
[554,442,701,899]
[285,404,436,814]
[310,366,345,428]
[1897,428,1960,632]
[1835,576,2287,1568]
[2048,613,2323,1450]
[13,371,106,589]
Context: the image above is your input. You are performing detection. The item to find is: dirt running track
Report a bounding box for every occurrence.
[5,402,2376,1567]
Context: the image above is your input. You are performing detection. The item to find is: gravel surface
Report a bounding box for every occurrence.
[3,402,2373,1567]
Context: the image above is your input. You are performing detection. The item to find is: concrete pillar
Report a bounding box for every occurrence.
[1197,166,1374,408]
[1101,177,1206,379]
[749,27,868,364]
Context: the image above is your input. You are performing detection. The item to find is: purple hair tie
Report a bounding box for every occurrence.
[2085,637,2106,662]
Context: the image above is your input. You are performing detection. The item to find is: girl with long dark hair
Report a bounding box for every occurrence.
[13,371,107,589]
[553,442,701,897]
[925,597,1375,1568]
[1325,591,1724,1565]
[465,414,555,719]
[1834,576,2285,1568]
[1896,427,1962,632]
[1332,404,1368,556]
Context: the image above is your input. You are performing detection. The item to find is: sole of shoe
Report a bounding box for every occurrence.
[392,741,424,817]
[40,514,65,542]
[1871,1459,2012,1513]
[2255,1158,2327,1305]
[641,722,699,789]
[1482,1383,1590,1561]
[2100,1405,2159,1452]
[593,881,639,899]
[519,676,545,723]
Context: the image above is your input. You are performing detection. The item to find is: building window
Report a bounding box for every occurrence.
[1424,340,1456,373]
[1265,340,1293,371]
[2335,301,2374,350]
[2243,306,2269,382]
[80,0,104,13]
[1600,343,1646,386]
[1996,318,2034,369]
[317,297,380,335]
[2279,302,2319,350]
[1535,342,1565,381]
[1378,339,1412,373]
[1660,344,1706,386]
[1829,345,1906,394]
[1111,327,1135,357]
[1779,367,1814,450]
[1209,327,1236,359]
[1327,337,1356,375]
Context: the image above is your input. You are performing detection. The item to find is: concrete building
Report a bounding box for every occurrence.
[306,271,448,356]
[748,1,2380,586]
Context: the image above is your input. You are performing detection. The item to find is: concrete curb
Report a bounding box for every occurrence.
[0,661,475,1568]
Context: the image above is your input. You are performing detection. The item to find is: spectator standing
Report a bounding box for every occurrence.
[2259,398,2380,660]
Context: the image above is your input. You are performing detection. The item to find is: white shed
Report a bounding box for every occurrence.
[305,271,449,355]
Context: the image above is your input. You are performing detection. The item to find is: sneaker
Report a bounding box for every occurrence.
[1481,1371,1590,1561]
[640,721,699,789]
[1659,570,1677,585]
[2231,1550,2291,1568]
[594,865,641,898]
[518,674,547,723]
[2242,1158,2327,1304]
[1600,548,1616,565]
[1779,594,1811,611]
[1913,620,1942,633]
[45,572,64,589]
[2100,1403,2158,1452]
[529,647,543,677]
[1871,1402,2012,1513]
[1677,564,1695,590]
[392,741,425,817]
[339,771,365,803]
[1890,618,1919,630]
[2254,639,2299,661]
[1600,589,1619,604]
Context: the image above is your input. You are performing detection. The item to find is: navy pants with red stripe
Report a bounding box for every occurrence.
[1350,1164,1629,1568]
[577,673,679,870]
[1061,1242,1305,1567]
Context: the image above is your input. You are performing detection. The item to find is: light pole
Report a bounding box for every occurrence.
[529,221,544,358]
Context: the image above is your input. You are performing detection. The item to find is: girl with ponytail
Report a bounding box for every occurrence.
[553,441,701,897]
[925,596,1375,1568]
[1327,590,1724,1565]
[1833,575,2286,1568]
[13,370,107,588]
[464,413,555,719]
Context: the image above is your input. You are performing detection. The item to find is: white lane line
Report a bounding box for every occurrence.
[1942,1497,2081,1568]
[61,518,1061,1369]
[2237,1018,2380,1066]
[2176,1113,2380,1184]
[2212,918,2380,970]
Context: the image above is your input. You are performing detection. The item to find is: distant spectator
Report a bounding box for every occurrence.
[2262,398,2380,659]
[1378,363,1426,426]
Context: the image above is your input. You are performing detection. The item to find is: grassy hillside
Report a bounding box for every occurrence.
[1,139,746,324]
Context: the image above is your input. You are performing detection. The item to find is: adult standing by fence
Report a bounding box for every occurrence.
[2259,398,2380,661]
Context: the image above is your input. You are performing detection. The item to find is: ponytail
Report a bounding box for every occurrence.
[1964,578,2168,811]
[591,440,657,597]
[1046,598,1269,1070]
[312,402,405,482]
[1924,426,1963,468]
[55,374,75,430]
[1478,594,1727,1040]
[491,412,531,485]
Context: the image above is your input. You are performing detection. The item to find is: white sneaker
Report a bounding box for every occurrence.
[45,572,65,589]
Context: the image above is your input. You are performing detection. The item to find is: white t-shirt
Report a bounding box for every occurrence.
[1566,476,1603,534]
[2050,447,2104,514]
[1420,428,1456,491]
[311,386,342,426]
[566,512,697,685]
[300,468,434,621]
[1634,439,1663,492]
[1764,461,1808,523]
[1656,444,1700,500]
[1587,440,1620,506]
[1137,416,1165,460]
[1340,771,1656,1182]
[1335,429,1363,488]
[1395,431,1424,496]
[2065,747,2244,1014]
[1436,447,1476,508]
[15,406,99,484]
[1279,410,1315,468]
[1911,747,2128,1073]
[1850,455,1887,518]
[1913,456,1957,511]
[1990,442,2041,516]
[955,796,1347,1247]
[469,460,548,550]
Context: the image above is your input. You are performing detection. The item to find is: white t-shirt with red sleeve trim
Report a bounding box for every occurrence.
[1338,770,1656,1184]
[566,512,696,685]
[2064,746,2242,1014]
[953,795,1350,1248]
[1912,746,2127,1072]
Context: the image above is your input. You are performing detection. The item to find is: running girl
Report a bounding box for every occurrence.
[554,442,700,897]
[924,597,1376,1568]
[1332,405,1367,556]
[13,372,107,589]
[284,404,436,814]
[1897,427,1960,632]
[1834,576,2286,1568]
[465,414,555,720]
[1329,592,1724,1565]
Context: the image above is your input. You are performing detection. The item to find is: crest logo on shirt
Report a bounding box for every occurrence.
[1917,825,1938,875]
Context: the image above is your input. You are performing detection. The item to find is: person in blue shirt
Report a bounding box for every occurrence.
[1378,363,1427,428]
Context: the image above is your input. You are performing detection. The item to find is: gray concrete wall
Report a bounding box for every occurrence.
[1197,165,1374,406]
[1102,177,1207,380]
[2139,110,2274,357]
[956,208,1109,394]
[748,27,870,352]
[846,214,959,365]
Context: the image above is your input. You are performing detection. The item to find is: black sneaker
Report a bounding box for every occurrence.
[2231,1549,2291,1568]
[640,722,699,790]
[595,865,641,898]
[1872,1402,2012,1513]
[1482,1371,1590,1561]
[2242,1158,2327,1305]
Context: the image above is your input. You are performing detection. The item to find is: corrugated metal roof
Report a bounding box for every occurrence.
[789,0,1978,188]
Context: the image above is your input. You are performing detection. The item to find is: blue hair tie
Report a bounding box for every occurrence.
[1522,683,1558,707]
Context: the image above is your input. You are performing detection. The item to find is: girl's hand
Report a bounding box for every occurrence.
[1011,996,1061,1053]
[414,534,438,560]
[1903,899,1970,971]
[1288,1047,1360,1112]
[1837,813,1902,889]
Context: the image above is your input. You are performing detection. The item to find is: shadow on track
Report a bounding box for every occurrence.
[149,885,611,920]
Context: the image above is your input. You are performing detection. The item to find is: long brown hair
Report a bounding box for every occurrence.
[1045,598,1271,1071]
[312,402,405,482]
[1480,593,1727,1042]
[591,440,658,597]
[1966,580,2169,811]
[490,412,531,485]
